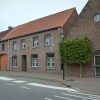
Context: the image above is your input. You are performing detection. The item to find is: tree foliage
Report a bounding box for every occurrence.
[59,37,92,64]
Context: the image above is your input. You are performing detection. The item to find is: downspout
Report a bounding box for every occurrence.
[8,40,10,70]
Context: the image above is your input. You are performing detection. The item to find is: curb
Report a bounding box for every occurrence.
[0,73,72,88]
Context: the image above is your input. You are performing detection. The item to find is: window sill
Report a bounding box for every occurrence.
[45,67,55,70]
[13,50,17,51]
[94,65,100,67]
[32,46,39,49]
[45,45,52,47]
[32,66,38,68]
[21,48,26,50]
[12,67,18,69]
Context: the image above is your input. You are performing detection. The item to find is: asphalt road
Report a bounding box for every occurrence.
[0,76,100,100]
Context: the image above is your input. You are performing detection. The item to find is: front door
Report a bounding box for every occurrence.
[0,54,8,70]
[22,55,27,71]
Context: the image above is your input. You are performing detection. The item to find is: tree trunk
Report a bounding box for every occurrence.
[80,63,84,78]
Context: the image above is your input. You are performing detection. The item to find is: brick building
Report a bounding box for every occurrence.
[0,27,13,70]
[0,8,78,74]
[67,0,100,77]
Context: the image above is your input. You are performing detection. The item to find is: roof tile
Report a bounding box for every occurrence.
[3,8,76,40]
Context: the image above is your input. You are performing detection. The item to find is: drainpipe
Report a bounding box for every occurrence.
[8,40,10,70]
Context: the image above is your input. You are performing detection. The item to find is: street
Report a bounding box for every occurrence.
[0,76,100,100]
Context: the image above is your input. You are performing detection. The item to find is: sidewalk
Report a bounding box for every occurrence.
[0,71,100,94]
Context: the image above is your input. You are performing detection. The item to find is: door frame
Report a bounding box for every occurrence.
[21,55,27,72]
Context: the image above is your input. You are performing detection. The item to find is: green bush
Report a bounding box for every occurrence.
[59,37,92,64]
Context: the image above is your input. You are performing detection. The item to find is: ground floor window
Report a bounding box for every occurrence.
[32,54,38,67]
[12,56,17,68]
[46,53,54,68]
[94,50,100,77]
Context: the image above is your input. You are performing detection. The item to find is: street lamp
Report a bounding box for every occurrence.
[61,32,65,80]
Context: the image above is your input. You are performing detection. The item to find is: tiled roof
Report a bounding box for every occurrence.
[3,8,76,40]
[0,29,13,40]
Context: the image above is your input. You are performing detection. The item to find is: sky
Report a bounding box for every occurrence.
[0,0,89,32]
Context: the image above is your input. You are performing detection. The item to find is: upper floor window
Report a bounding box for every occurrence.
[32,54,38,67]
[33,36,39,48]
[45,34,52,46]
[2,44,5,51]
[21,39,26,49]
[93,14,100,22]
[13,41,17,50]
[12,55,17,68]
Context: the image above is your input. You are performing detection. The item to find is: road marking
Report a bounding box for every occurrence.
[67,91,100,98]
[44,98,53,100]
[13,80,26,83]
[5,83,13,85]
[61,93,99,100]
[89,95,100,99]
[20,86,30,90]
[27,83,77,91]
[54,95,74,100]
[0,76,15,81]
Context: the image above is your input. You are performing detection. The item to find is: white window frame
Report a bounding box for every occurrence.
[94,55,100,66]
[13,41,17,50]
[45,35,52,46]
[12,56,17,68]
[21,39,26,49]
[32,56,38,67]
[33,37,39,48]
[47,57,54,68]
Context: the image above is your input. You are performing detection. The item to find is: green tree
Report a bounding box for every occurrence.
[59,37,92,77]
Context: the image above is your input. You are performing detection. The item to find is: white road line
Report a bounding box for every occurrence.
[0,76,15,81]
[5,83,13,85]
[20,86,30,90]
[13,80,26,83]
[27,83,77,91]
[67,91,100,97]
[44,98,53,100]
[61,93,99,100]
[54,95,74,100]
[89,95,100,99]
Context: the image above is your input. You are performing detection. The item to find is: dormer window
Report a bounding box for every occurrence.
[93,14,100,22]
[33,36,39,48]
[45,34,52,47]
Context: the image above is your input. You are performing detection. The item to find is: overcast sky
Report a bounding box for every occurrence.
[0,0,88,32]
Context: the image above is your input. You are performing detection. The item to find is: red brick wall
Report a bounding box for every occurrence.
[8,28,62,74]
[66,0,100,77]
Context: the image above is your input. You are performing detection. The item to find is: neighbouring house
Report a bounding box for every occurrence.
[66,0,100,77]
[0,27,13,70]
[0,8,78,74]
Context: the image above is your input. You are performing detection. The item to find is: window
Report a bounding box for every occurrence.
[33,37,39,48]
[94,50,100,66]
[46,53,54,68]
[32,54,38,67]
[45,34,52,46]
[94,50,100,77]
[21,39,26,49]
[12,56,17,68]
[13,41,17,50]
[93,14,100,22]
[2,44,5,51]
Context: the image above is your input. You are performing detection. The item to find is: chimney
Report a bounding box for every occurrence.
[8,26,13,30]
